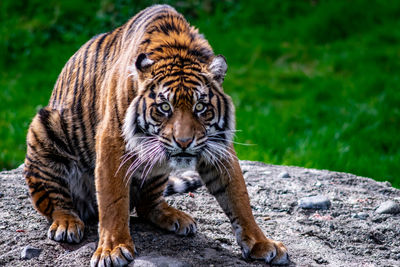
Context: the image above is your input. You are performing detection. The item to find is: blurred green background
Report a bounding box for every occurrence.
[1,0,399,187]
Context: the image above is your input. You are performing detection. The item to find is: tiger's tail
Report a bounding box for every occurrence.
[164,170,203,196]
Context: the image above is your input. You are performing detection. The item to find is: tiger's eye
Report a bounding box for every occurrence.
[160,102,171,112]
[195,102,205,112]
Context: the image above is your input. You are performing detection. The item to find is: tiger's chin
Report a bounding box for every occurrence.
[168,156,197,170]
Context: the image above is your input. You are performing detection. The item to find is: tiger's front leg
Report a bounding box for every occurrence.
[197,147,289,265]
[90,132,135,267]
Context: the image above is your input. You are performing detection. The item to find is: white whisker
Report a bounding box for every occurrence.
[208,137,255,146]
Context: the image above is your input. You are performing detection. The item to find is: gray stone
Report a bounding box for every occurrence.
[298,195,331,210]
[353,212,369,220]
[278,171,291,178]
[0,192,3,198]
[21,245,42,260]
[133,256,191,267]
[17,194,28,200]
[375,200,400,214]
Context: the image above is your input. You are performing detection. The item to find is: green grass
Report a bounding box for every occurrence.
[1,0,399,187]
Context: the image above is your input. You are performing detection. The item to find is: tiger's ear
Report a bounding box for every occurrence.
[135,53,154,73]
[209,55,227,83]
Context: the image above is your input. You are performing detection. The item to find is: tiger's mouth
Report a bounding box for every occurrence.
[168,152,198,169]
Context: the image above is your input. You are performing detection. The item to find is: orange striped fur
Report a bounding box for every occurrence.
[24,5,289,266]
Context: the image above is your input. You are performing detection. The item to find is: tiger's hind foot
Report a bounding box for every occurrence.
[141,201,197,236]
[48,210,85,243]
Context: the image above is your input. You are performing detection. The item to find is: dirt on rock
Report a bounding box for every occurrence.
[0,161,399,266]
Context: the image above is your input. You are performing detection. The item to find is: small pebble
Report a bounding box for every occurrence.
[0,192,4,198]
[314,181,322,187]
[375,200,400,214]
[353,212,369,220]
[278,172,290,178]
[314,256,329,264]
[21,245,42,260]
[298,195,331,210]
[17,194,28,200]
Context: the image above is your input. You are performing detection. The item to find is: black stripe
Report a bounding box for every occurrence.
[43,201,54,215]
[90,33,109,139]
[163,78,180,87]
[142,99,149,130]
[61,53,78,105]
[140,38,151,46]
[38,109,71,155]
[158,19,180,36]
[215,90,222,123]
[188,48,212,63]
[52,80,60,107]
[183,78,200,87]
[53,56,76,107]
[35,191,50,207]
[211,83,230,129]
[103,31,118,63]
[54,60,68,106]
[60,110,75,156]
[108,28,122,63]
[230,216,239,224]
[142,176,168,194]
[115,102,122,127]
[30,129,46,152]
[29,182,44,195]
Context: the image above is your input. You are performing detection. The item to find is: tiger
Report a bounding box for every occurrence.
[23,4,289,266]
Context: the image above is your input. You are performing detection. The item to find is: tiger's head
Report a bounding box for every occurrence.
[123,53,234,173]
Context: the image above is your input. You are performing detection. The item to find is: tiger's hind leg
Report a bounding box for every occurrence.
[133,171,197,236]
[24,108,85,243]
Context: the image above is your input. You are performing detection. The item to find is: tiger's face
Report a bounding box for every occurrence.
[123,54,234,173]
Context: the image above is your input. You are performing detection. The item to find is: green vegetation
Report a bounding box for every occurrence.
[1,0,399,187]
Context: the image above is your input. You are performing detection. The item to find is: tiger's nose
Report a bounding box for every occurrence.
[174,136,193,149]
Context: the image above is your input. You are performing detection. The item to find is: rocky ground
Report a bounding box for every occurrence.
[0,161,399,267]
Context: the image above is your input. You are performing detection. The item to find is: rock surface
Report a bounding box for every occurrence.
[375,200,400,215]
[1,161,400,266]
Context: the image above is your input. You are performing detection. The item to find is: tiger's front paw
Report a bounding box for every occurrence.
[240,238,289,265]
[48,210,85,243]
[143,203,197,236]
[90,238,135,267]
